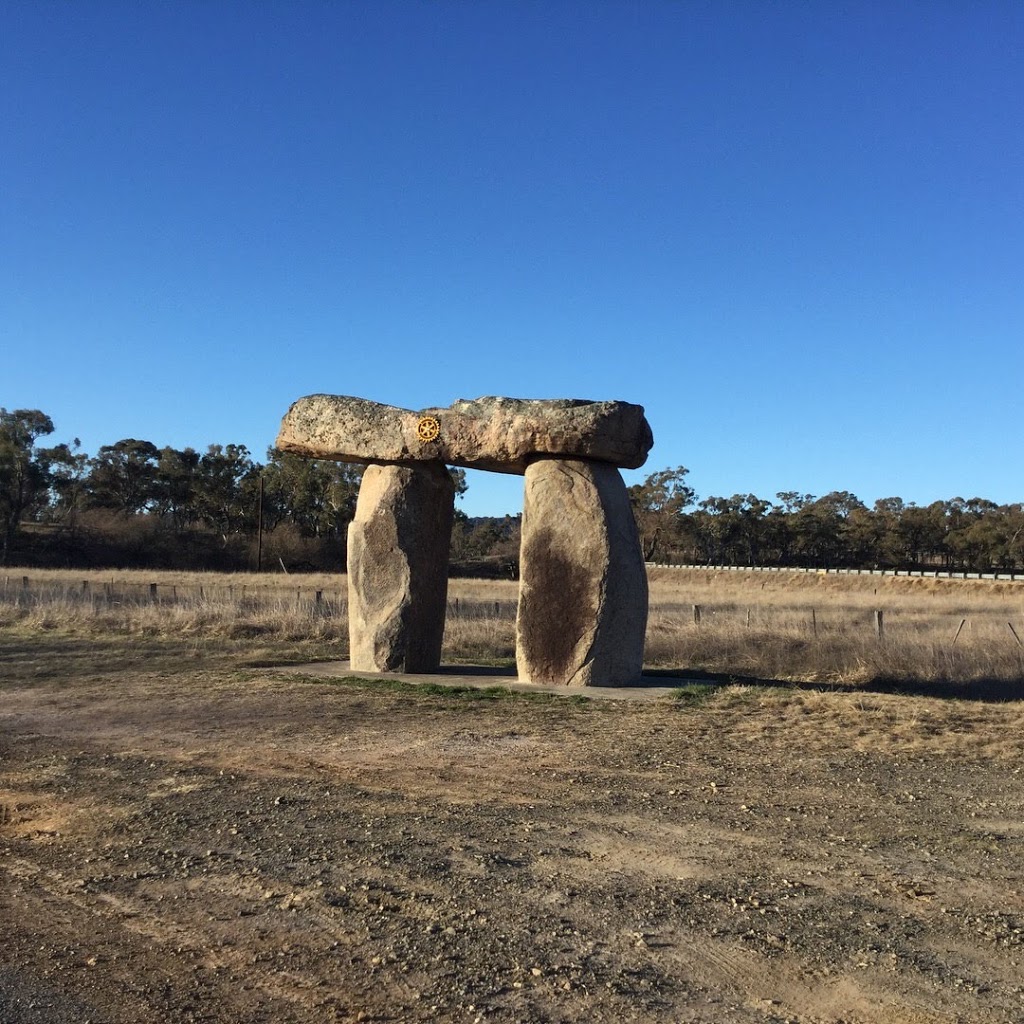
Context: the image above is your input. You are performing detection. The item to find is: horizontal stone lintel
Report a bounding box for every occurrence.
[276,394,653,475]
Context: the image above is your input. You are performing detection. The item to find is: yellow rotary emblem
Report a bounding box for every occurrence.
[417,416,440,443]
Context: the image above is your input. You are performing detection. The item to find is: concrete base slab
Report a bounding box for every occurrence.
[274,661,702,702]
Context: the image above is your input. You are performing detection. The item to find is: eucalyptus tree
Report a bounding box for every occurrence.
[195,444,258,538]
[261,448,364,540]
[0,408,55,563]
[627,466,696,561]
[85,439,162,514]
[152,446,201,529]
[791,491,866,566]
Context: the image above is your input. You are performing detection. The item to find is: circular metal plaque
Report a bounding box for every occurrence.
[417,416,440,443]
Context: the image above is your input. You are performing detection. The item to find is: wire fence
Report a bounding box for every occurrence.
[652,601,1024,647]
[0,575,518,621]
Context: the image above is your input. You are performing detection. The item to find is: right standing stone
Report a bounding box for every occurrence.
[516,458,648,686]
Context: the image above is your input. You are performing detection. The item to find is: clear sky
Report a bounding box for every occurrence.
[4,1,1022,517]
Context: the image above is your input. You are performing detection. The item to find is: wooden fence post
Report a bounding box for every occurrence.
[873,609,884,639]
[952,618,967,646]
[149,583,158,603]
[693,604,702,626]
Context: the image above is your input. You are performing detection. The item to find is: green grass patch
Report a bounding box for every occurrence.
[317,675,591,704]
[669,682,719,705]
[446,656,518,670]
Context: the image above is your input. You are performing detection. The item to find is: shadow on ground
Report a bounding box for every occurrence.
[260,656,1024,703]
[644,666,1024,703]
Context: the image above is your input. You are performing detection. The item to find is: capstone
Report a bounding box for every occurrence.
[276,394,652,474]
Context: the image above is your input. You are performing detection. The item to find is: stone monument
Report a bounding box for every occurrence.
[276,395,652,685]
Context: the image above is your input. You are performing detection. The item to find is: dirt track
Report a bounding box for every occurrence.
[2,633,1024,1023]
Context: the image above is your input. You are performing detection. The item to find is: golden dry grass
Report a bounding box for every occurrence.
[3,566,1023,687]
[0,567,349,644]
[645,568,1024,687]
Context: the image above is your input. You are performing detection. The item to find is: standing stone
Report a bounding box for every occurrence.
[516,458,648,686]
[347,462,454,672]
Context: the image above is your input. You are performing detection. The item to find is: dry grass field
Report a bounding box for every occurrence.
[2,568,1024,1022]
[645,569,1024,695]
[4,566,1024,691]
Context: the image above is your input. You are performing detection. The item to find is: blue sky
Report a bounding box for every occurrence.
[4,1,1022,516]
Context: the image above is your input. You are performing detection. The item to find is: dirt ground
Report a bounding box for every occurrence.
[2,632,1024,1023]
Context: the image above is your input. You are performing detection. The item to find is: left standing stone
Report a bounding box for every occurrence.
[347,463,455,672]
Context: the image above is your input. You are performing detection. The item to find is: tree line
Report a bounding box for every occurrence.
[0,407,481,572]
[0,408,370,570]
[627,467,1024,572]
[3,408,1021,573]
